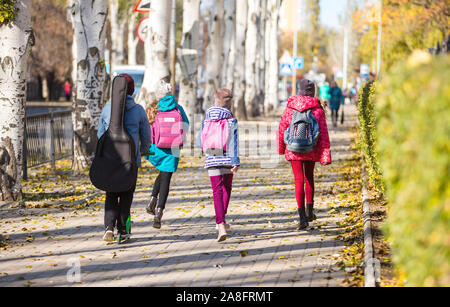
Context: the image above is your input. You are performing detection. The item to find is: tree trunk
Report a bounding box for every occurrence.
[245,0,259,118]
[127,12,139,66]
[69,0,108,171]
[0,0,33,201]
[203,0,224,112]
[136,1,171,110]
[221,0,236,90]
[178,0,200,118]
[109,0,125,67]
[267,0,281,112]
[233,0,248,120]
[258,0,267,116]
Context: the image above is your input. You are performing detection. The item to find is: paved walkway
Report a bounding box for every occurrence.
[0,104,358,287]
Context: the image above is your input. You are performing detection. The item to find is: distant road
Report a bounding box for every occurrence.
[26,101,71,116]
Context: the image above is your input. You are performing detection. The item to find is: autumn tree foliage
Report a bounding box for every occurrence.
[354,0,449,72]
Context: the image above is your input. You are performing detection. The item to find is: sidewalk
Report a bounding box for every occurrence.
[0,104,359,287]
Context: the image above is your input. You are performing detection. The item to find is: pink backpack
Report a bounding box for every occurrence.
[151,108,184,149]
[201,119,230,154]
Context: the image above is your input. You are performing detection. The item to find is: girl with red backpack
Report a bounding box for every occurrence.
[278,79,331,230]
[197,88,240,242]
[145,81,189,229]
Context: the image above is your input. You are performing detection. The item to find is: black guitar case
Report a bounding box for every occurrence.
[89,75,137,193]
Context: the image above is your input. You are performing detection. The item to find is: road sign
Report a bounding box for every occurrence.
[279,50,293,65]
[360,64,370,77]
[280,63,293,76]
[136,16,150,44]
[293,57,304,70]
[134,0,151,13]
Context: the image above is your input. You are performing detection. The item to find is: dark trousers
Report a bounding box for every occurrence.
[151,171,173,210]
[331,109,339,126]
[104,185,136,233]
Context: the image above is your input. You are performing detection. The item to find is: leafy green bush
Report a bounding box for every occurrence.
[0,0,16,25]
[376,52,450,286]
[357,81,384,194]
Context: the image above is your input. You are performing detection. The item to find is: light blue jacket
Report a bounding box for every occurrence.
[145,95,190,173]
[97,96,151,167]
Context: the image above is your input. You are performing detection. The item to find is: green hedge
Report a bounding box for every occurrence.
[0,0,16,25]
[376,53,450,286]
[357,81,384,194]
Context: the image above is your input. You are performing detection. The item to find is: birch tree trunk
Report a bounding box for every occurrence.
[109,0,125,67]
[69,0,108,171]
[245,0,259,118]
[233,0,247,120]
[0,0,33,201]
[266,0,281,112]
[221,0,236,90]
[127,13,139,65]
[178,0,200,118]
[258,0,267,115]
[136,1,171,110]
[202,0,224,111]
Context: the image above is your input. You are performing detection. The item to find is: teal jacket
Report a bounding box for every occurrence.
[145,95,189,173]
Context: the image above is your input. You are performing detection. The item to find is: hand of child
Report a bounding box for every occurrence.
[231,166,239,174]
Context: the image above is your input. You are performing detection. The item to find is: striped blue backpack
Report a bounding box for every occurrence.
[283,109,320,153]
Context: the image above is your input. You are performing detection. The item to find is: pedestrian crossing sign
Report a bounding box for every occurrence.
[280,63,293,76]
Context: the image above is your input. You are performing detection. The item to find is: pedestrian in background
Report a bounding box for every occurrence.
[328,81,344,127]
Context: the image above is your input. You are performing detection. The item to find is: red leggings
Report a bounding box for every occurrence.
[290,161,315,209]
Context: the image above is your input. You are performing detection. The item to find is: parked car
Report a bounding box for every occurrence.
[111,65,145,97]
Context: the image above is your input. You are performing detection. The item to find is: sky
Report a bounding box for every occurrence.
[320,0,365,29]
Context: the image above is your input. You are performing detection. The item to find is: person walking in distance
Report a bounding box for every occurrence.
[198,89,240,242]
[97,74,151,243]
[145,80,190,229]
[278,79,332,230]
[328,81,344,127]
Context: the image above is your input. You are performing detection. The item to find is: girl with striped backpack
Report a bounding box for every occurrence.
[197,88,240,242]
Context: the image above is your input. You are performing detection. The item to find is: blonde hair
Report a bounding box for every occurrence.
[146,100,159,125]
[314,83,327,118]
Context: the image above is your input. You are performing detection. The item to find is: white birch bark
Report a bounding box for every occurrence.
[233,0,247,120]
[109,0,125,66]
[136,1,171,110]
[0,0,33,201]
[267,0,281,111]
[69,0,108,171]
[245,0,259,117]
[258,0,267,115]
[127,13,139,65]
[202,0,224,111]
[221,0,236,90]
[178,0,200,118]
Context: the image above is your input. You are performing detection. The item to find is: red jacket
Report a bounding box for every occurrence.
[277,95,332,165]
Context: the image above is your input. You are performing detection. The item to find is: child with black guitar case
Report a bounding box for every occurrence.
[90,74,151,244]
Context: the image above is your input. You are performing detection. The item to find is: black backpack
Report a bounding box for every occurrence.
[89,75,138,193]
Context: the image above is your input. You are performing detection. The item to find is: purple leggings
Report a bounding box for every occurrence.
[210,174,234,224]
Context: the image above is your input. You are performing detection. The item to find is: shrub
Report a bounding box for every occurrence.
[376,52,450,286]
[0,0,16,25]
[357,81,384,194]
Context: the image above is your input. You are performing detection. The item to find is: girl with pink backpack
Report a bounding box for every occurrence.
[197,89,240,242]
[145,81,189,229]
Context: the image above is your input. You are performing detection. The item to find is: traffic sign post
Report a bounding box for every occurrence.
[136,16,150,44]
[293,57,304,70]
[134,0,151,13]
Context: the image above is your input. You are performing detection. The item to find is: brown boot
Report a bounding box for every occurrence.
[146,196,158,215]
[153,207,164,229]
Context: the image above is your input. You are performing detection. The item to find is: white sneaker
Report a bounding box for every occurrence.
[217,223,227,242]
[215,223,231,230]
[103,230,114,242]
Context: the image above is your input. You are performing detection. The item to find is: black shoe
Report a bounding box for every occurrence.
[153,207,164,229]
[306,203,317,222]
[146,196,158,215]
[297,207,309,230]
[117,232,131,244]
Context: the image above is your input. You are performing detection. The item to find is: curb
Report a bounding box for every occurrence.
[361,164,379,287]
